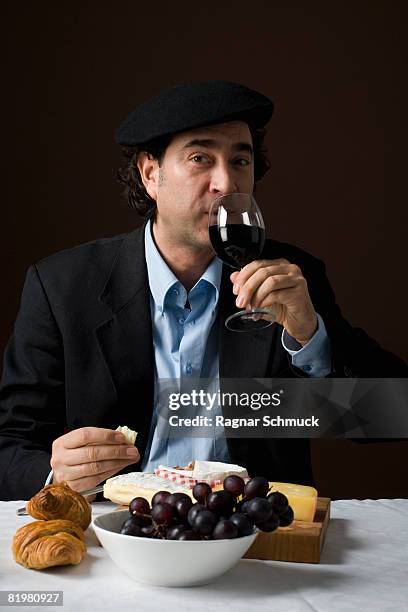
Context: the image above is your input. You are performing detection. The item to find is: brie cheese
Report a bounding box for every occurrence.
[103,472,195,505]
[192,460,248,481]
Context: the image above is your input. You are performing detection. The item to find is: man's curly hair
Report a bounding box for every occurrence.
[117,127,271,219]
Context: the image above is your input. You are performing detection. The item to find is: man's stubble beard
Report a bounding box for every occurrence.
[172,221,212,255]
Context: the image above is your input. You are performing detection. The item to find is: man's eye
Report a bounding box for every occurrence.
[235,158,251,166]
[191,155,209,163]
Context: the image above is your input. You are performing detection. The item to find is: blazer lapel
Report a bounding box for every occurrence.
[95,226,154,463]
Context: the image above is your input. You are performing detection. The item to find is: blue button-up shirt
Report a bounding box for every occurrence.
[141,221,230,471]
[283,313,332,377]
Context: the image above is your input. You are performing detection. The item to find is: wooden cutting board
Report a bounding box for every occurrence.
[244,497,331,563]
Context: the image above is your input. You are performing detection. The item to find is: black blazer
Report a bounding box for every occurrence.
[0,226,406,500]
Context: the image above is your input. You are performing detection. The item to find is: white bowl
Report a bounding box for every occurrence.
[93,509,258,587]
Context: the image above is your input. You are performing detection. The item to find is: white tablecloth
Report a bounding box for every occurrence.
[1,499,407,611]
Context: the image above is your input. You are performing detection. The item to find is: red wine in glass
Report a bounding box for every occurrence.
[209,225,266,269]
[209,193,275,331]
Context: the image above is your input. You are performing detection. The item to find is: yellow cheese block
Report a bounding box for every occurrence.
[269,481,318,522]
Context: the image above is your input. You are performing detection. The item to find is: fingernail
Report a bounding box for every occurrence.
[115,433,126,442]
[233,284,239,295]
[236,295,245,308]
[126,447,138,456]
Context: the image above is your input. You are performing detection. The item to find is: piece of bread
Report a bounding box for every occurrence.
[26,482,91,530]
[115,425,138,445]
[12,519,86,570]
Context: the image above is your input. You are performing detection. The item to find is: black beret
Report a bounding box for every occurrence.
[115,80,273,146]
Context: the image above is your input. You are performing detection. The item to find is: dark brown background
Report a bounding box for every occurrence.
[2,1,407,497]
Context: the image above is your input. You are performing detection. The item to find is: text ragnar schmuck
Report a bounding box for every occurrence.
[166,390,320,429]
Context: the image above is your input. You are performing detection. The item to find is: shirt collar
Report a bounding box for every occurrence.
[144,219,222,311]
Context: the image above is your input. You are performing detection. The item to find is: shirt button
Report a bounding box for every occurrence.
[186,363,193,374]
[172,288,179,296]
[303,365,312,372]
[178,318,185,325]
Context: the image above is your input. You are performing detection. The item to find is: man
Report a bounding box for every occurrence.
[0,81,406,500]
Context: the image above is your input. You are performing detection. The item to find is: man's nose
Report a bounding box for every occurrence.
[209,163,239,195]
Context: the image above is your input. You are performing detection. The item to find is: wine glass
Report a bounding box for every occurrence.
[209,193,276,331]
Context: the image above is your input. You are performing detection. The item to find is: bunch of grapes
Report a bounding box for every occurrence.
[120,475,294,541]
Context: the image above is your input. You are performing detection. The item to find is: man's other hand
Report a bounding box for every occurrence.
[50,426,140,493]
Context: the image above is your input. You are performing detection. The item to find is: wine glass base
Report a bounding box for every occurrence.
[225,308,276,332]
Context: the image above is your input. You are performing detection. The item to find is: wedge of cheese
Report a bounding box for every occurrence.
[193,460,248,480]
[103,473,198,505]
[269,481,318,522]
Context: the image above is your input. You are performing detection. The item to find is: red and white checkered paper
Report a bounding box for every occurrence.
[154,467,223,489]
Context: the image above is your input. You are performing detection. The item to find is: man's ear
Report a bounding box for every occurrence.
[137,152,160,201]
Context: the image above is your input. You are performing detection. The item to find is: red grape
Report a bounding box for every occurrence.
[278,506,294,527]
[191,509,217,535]
[120,517,143,536]
[192,482,212,504]
[255,512,279,532]
[129,496,150,516]
[267,491,289,515]
[151,502,175,525]
[223,475,245,497]
[152,490,171,506]
[175,497,193,522]
[246,497,273,523]
[229,512,254,536]
[244,476,269,500]
[213,519,238,540]
[187,503,205,526]
[166,492,191,507]
[207,491,234,516]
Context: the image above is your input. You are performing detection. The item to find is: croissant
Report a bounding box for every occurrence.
[27,482,91,530]
[12,519,86,570]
